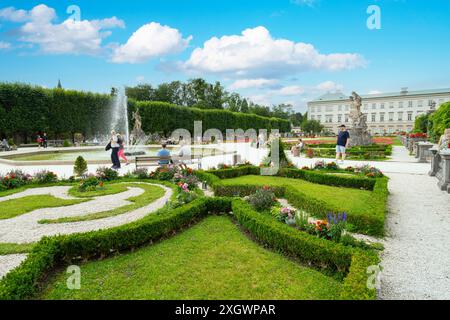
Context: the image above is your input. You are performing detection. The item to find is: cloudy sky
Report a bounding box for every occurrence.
[0,0,449,112]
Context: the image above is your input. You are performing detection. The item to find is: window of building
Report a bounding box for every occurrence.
[408,101,413,108]
[389,102,394,109]
[338,114,342,123]
[345,114,349,123]
[364,104,369,110]
[345,105,350,111]
[399,101,404,108]
[363,114,368,122]
[380,113,385,122]
[389,112,394,121]
[317,115,322,122]
[326,105,333,112]
[372,103,376,110]
[428,100,434,106]
[380,103,385,109]
[310,107,315,113]
[398,112,403,121]
[325,115,333,123]
[418,100,423,108]
[338,105,343,111]
[407,112,413,121]
[317,106,322,112]
[371,113,376,122]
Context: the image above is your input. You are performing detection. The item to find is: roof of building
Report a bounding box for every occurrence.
[310,87,450,103]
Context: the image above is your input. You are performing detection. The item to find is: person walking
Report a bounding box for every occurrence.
[36,134,42,149]
[336,125,350,165]
[118,133,130,166]
[42,133,48,149]
[110,130,121,170]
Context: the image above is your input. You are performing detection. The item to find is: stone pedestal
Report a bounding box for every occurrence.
[429,147,440,176]
[348,127,372,147]
[417,142,434,163]
[437,150,450,193]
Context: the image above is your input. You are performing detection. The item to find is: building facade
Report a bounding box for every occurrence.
[307,88,450,135]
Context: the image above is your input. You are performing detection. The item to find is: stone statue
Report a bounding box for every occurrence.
[132,109,142,132]
[348,91,372,146]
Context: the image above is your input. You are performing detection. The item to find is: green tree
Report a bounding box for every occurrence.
[301,119,324,135]
[74,156,88,177]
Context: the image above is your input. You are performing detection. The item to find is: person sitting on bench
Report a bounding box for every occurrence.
[157,143,171,166]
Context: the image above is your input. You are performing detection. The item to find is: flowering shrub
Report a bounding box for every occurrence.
[149,166,177,181]
[96,167,119,181]
[313,160,326,170]
[217,163,231,170]
[33,170,58,184]
[301,166,311,170]
[355,165,384,178]
[246,187,277,211]
[409,132,428,139]
[326,162,339,170]
[306,148,315,158]
[173,182,197,207]
[0,170,32,190]
[272,207,296,223]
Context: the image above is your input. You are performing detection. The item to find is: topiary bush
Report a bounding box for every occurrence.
[73,156,88,177]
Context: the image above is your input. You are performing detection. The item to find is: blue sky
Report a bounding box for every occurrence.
[0,0,449,112]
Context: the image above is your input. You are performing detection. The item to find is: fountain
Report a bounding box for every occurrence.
[110,89,130,147]
[125,109,148,157]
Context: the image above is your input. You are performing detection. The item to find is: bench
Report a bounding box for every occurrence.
[48,140,65,147]
[135,156,202,169]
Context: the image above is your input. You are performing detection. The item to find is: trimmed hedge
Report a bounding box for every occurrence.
[196,167,388,236]
[231,199,377,299]
[279,168,376,190]
[0,196,377,300]
[130,100,291,136]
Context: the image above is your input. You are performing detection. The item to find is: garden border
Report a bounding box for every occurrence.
[0,196,377,300]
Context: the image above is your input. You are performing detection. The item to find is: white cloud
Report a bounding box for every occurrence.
[184,26,365,78]
[0,4,125,55]
[0,41,11,50]
[136,76,145,83]
[228,78,278,90]
[111,22,192,64]
[368,90,382,95]
[316,80,344,92]
[0,6,29,22]
[275,85,305,96]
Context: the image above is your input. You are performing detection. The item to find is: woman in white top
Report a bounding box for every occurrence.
[176,140,192,170]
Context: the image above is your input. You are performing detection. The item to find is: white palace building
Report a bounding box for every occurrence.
[307,87,450,135]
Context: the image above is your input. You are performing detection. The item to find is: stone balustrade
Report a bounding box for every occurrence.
[429,147,450,193]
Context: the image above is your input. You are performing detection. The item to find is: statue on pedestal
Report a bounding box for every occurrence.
[348,91,372,146]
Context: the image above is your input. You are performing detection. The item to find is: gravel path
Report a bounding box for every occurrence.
[0,183,172,244]
[380,147,450,300]
[0,186,78,201]
[0,254,28,279]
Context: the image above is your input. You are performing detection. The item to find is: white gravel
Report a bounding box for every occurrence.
[0,183,172,244]
[0,254,28,279]
[380,171,450,300]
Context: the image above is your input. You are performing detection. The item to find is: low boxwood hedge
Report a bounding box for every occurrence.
[195,167,388,236]
[0,196,377,300]
[231,199,377,299]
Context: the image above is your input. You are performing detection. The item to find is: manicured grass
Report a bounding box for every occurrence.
[0,243,35,255]
[221,175,385,231]
[0,195,87,220]
[39,183,165,224]
[40,215,342,300]
[67,183,129,198]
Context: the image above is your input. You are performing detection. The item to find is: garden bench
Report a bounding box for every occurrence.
[135,155,202,169]
[19,143,39,148]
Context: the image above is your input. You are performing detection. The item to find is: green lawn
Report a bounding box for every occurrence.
[0,242,35,255]
[220,175,385,230]
[0,195,86,220]
[39,183,165,224]
[40,215,342,300]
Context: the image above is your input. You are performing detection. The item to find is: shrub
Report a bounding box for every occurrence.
[149,166,177,181]
[73,156,88,177]
[63,140,71,148]
[96,167,119,181]
[246,187,277,211]
[0,170,32,190]
[33,171,58,184]
[78,175,101,192]
[132,168,149,179]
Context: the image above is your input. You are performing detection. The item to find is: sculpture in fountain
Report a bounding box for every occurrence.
[348,91,372,146]
[125,109,148,157]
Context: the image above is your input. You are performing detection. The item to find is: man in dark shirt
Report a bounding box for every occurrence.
[336,125,350,164]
